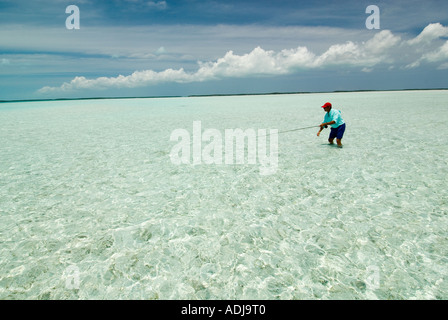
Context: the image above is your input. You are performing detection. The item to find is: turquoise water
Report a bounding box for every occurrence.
[0,91,447,299]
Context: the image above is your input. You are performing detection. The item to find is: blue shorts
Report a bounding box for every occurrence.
[329,123,346,140]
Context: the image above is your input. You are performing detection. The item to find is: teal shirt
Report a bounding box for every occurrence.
[323,109,345,128]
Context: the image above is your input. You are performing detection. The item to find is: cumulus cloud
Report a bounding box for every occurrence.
[405,23,448,69]
[310,31,399,68]
[406,40,448,69]
[421,41,448,62]
[407,23,448,45]
[39,68,193,93]
[37,25,447,94]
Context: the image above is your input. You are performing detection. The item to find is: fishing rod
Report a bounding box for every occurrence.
[259,125,322,137]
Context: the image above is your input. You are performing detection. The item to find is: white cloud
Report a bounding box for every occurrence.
[365,30,401,55]
[404,60,421,69]
[415,40,448,70]
[37,35,397,93]
[36,24,448,94]
[146,1,167,10]
[39,68,193,93]
[407,23,448,45]
[155,46,166,55]
[196,47,287,79]
[124,0,167,9]
[422,41,448,62]
[405,24,448,69]
[437,62,448,70]
[311,31,400,68]
[314,41,360,66]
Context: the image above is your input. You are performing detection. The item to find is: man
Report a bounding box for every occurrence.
[317,102,346,148]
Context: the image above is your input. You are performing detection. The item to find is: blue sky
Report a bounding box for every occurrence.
[1,0,448,100]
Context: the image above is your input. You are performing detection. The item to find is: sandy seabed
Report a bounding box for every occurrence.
[0,90,447,299]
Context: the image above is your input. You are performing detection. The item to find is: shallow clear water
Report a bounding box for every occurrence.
[0,91,447,299]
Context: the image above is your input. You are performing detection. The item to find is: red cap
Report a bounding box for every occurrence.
[321,102,332,108]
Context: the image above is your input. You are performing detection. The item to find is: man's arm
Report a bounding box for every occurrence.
[317,126,323,136]
[320,120,336,128]
[317,122,331,136]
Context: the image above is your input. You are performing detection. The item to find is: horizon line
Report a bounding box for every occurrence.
[1,88,448,104]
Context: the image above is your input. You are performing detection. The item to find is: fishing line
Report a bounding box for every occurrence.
[259,125,321,137]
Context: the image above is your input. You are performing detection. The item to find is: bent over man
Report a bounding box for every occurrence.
[317,102,346,148]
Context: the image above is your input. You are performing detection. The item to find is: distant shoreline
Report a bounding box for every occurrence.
[1,88,447,104]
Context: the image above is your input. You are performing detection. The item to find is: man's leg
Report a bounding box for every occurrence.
[336,124,345,148]
[336,138,342,148]
[329,127,337,145]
